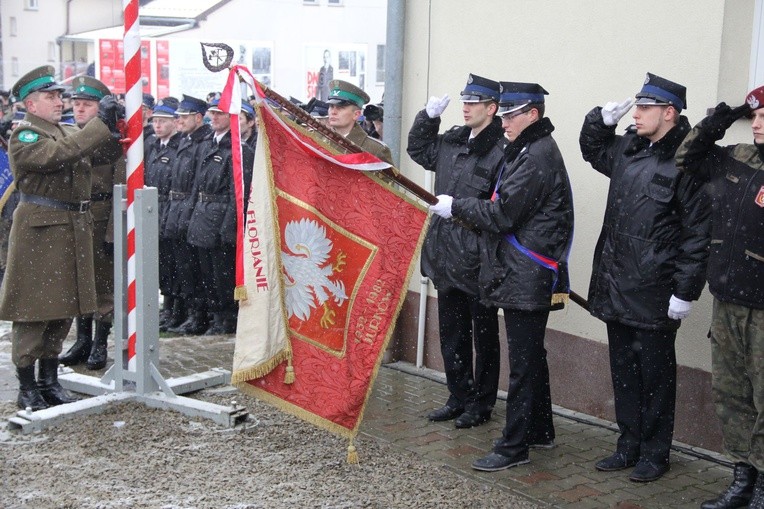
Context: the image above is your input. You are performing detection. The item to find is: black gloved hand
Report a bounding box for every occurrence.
[701,102,751,139]
[97,96,126,137]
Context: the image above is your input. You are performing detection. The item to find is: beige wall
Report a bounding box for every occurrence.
[399,0,759,372]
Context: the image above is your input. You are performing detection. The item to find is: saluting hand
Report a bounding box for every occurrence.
[426,95,450,119]
[601,97,634,126]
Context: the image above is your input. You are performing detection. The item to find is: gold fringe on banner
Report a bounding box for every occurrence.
[551,293,569,306]
[231,348,291,384]
[283,360,295,384]
[347,438,359,464]
[234,285,248,301]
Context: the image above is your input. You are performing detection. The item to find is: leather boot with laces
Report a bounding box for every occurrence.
[701,462,757,509]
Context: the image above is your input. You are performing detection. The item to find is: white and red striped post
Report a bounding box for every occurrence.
[122,0,143,370]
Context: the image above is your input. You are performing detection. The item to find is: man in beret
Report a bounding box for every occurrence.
[326,79,392,163]
[0,65,123,410]
[408,73,504,431]
[165,94,213,336]
[676,87,764,508]
[59,76,126,370]
[579,73,710,482]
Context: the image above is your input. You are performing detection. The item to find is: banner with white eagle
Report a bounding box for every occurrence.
[232,77,429,455]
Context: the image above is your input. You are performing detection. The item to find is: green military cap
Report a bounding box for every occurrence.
[70,76,110,101]
[327,80,369,108]
[12,65,66,101]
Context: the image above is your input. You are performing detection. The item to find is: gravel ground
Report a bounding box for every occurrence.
[0,389,539,509]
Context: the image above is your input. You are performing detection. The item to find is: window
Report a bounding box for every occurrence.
[25,0,39,11]
[10,17,17,37]
[11,57,19,77]
[303,0,318,5]
[328,0,344,5]
[376,45,385,83]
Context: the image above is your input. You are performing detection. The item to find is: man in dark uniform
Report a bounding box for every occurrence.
[0,66,122,410]
[60,76,126,370]
[145,99,183,332]
[579,73,710,482]
[407,74,504,429]
[187,98,254,335]
[165,94,212,336]
[326,80,393,164]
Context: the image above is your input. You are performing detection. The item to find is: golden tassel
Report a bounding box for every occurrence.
[347,438,359,464]
[551,293,569,306]
[283,361,295,384]
[234,285,248,301]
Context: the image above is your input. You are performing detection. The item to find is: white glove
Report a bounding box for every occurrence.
[601,97,635,126]
[425,94,450,118]
[667,295,692,320]
[429,195,453,219]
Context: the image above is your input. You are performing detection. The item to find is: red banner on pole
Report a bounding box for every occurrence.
[233,95,428,442]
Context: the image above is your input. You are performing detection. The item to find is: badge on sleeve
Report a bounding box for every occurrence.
[756,185,764,208]
[17,130,39,143]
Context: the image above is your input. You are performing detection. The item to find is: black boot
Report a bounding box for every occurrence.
[59,316,93,366]
[170,309,208,335]
[37,358,76,406]
[204,313,227,336]
[158,295,174,331]
[86,320,111,370]
[702,462,758,509]
[17,364,49,410]
[748,471,764,509]
[164,297,187,332]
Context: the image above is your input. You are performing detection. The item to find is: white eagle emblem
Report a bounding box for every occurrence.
[748,93,760,110]
[281,219,348,328]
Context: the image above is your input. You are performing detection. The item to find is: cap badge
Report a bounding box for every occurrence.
[467,75,474,84]
[748,94,760,110]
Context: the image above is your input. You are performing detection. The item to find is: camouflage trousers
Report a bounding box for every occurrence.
[711,298,764,470]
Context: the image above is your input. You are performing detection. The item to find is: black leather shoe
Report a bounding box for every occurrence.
[595,452,637,472]
[427,405,463,422]
[701,462,758,509]
[629,459,670,482]
[455,411,491,429]
[472,451,529,472]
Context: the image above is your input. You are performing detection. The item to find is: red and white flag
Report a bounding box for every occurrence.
[232,79,429,453]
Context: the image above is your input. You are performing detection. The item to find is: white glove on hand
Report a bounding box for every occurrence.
[667,295,692,320]
[601,97,635,126]
[429,195,453,219]
[425,94,450,118]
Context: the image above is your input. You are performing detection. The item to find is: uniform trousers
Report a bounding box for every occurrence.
[12,319,73,368]
[606,321,676,465]
[494,308,554,456]
[158,237,175,298]
[436,287,500,414]
[173,239,205,311]
[197,243,236,314]
[710,299,764,471]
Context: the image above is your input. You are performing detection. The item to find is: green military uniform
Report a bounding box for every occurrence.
[0,67,120,368]
[327,79,393,164]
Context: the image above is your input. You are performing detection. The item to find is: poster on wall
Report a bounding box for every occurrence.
[305,44,366,102]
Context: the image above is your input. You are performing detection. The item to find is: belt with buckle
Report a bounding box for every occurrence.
[20,192,91,212]
[169,191,190,200]
[198,192,229,203]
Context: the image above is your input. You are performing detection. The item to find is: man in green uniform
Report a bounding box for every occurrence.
[59,76,126,371]
[326,79,393,164]
[0,66,122,410]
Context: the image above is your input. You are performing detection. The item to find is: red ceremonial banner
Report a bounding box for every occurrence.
[233,97,428,438]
